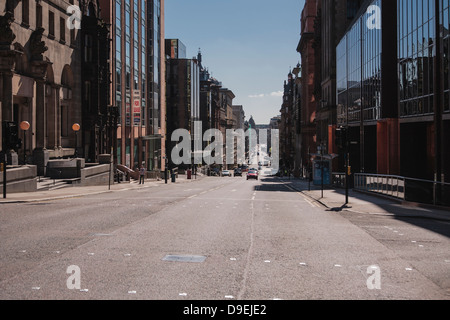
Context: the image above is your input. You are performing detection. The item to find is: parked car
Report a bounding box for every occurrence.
[234,168,242,177]
[247,170,258,180]
[210,168,220,176]
[222,170,232,177]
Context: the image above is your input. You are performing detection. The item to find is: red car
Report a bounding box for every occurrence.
[247,170,258,180]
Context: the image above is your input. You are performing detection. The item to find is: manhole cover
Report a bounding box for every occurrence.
[162,255,207,263]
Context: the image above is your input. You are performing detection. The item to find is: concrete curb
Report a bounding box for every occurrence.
[276,177,450,222]
[0,174,206,204]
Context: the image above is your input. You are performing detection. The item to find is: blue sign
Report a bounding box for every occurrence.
[313,160,331,186]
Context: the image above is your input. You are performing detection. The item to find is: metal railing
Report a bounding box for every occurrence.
[354,173,450,207]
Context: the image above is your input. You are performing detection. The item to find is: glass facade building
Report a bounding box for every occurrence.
[111,0,164,170]
[336,0,449,185]
[398,0,438,117]
[337,0,382,127]
[444,0,450,113]
[398,0,449,116]
[397,0,449,183]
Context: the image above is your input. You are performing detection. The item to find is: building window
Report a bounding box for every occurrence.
[70,28,76,46]
[134,69,139,90]
[22,0,29,26]
[60,17,66,42]
[61,105,69,137]
[48,11,55,38]
[36,3,42,28]
[398,0,437,116]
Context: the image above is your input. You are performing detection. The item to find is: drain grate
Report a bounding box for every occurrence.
[162,255,207,263]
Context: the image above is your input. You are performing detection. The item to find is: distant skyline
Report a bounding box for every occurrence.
[164,0,305,125]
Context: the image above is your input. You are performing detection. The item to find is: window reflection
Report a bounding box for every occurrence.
[398,0,438,116]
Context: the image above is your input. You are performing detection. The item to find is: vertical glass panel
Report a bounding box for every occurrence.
[429,0,435,20]
[429,18,435,40]
[444,91,450,111]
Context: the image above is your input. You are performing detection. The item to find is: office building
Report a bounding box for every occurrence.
[165,39,200,168]
[336,0,449,199]
[106,0,166,171]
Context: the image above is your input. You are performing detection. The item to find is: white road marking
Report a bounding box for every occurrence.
[303,198,316,208]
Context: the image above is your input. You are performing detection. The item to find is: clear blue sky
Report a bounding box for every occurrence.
[164,0,305,125]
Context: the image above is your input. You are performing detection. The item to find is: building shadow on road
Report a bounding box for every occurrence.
[254,176,450,239]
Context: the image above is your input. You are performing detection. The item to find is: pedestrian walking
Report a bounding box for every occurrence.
[139,165,145,185]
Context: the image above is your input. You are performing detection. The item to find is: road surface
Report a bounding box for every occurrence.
[0,173,449,300]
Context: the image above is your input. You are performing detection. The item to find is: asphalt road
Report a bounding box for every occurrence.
[0,174,449,300]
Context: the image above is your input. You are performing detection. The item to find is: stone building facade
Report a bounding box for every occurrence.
[0,0,82,175]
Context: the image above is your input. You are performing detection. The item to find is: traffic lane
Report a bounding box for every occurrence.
[1,176,447,300]
[0,177,236,284]
[0,188,180,283]
[242,178,448,300]
[0,176,254,299]
[337,210,450,296]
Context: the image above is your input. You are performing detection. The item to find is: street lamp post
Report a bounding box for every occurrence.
[320,144,324,199]
[20,121,30,165]
[1,153,6,199]
[164,156,168,184]
[344,126,349,205]
[72,123,80,158]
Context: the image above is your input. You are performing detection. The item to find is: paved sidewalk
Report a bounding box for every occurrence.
[275,177,450,222]
[0,174,205,204]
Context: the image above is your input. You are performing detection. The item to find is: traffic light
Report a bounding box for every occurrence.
[2,121,22,151]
